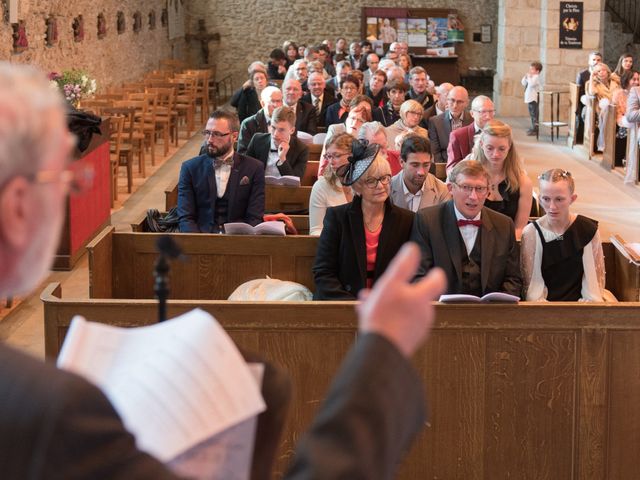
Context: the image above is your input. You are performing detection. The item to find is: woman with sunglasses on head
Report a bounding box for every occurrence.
[469,119,533,240]
[521,169,609,302]
[312,140,414,300]
[309,133,354,236]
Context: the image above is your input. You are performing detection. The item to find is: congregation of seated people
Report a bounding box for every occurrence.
[176,36,621,303]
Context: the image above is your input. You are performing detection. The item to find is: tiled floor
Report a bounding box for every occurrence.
[1,116,639,359]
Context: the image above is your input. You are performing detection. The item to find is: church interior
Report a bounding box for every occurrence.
[1,0,640,478]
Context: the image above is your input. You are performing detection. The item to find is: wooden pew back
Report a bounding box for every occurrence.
[42,284,640,479]
[88,227,318,300]
[601,103,617,170]
[568,82,580,147]
[583,95,598,158]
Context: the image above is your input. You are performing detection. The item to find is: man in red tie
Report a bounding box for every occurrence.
[410,159,522,297]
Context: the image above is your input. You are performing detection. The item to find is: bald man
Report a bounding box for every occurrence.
[446,95,496,173]
[282,78,318,135]
[427,85,472,164]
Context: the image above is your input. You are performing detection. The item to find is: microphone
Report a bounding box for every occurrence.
[154,236,183,323]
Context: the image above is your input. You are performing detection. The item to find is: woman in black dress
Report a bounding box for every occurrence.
[520,169,607,301]
[229,68,268,122]
[469,120,533,239]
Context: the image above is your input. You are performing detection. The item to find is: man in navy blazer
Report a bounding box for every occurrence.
[178,110,265,233]
[427,86,472,165]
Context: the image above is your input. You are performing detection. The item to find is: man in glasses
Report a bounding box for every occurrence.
[446,95,496,173]
[178,109,265,233]
[0,63,448,478]
[410,159,522,297]
[427,85,472,165]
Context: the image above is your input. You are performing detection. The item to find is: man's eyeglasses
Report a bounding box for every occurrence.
[473,109,495,115]
[364,174,392,188]
[202,130,232,139]
[28,164,95,194]
[454,183,489,195]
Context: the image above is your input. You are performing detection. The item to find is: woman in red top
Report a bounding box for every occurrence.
[313,140,414,299]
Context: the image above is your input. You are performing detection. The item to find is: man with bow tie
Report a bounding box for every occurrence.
[178,110,265,233]
[410,160,522,297]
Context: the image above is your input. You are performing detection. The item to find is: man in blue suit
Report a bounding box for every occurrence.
[178,110,265,233]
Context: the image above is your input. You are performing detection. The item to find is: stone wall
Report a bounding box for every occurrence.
[188,0,498,86]
[0,0,186,91]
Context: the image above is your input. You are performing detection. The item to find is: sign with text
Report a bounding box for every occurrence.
[559,2,583,49]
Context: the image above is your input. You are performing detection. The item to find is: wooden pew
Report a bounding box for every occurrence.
[568,82,580,147]
[301,160,319,186]
[42,283,640,479]
[583,95,598,159]
[601,103,617,170]
[87,227,318,300]
[164,180,312,214]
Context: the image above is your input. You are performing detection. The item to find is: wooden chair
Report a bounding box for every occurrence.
[147,87,179,149]
[128,93,162,168]
[81,99,113,116]
[184,69,211,124]
[106,114,134,197]
[108,103,147,177]
[171,75,197,135]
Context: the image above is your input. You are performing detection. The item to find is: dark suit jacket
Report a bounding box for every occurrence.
[286,333,425,479]
[0,344,175,479]
[427,110,473,164]
[178,152,265,232]
[313,197,415,300]
[446,122,477,172]
[325,77,339,91]
[238,109,269,153]
[301,89,337,128]
[324,102,348,128]
[246,132,309,179]
[421,104,439,128]
[294,101,318,134]
[406,89,435,110]
[576,68,591,96]
[230,86,261,122]
[0,333,424,480]
[410,201,522,297]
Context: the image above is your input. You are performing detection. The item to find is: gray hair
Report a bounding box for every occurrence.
[0,63,67,186]
[260,85,281,104]
[357,121,386,142]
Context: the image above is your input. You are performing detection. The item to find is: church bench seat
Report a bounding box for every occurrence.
[42,282,640,479]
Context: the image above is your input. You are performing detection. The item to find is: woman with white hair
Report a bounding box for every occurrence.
[384,100,428,150]
[358,121,402,175]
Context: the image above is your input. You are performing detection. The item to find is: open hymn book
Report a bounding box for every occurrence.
[439,292,520,303]
[57,309,266,479]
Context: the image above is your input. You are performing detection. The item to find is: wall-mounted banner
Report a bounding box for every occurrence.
[559,2,583,49]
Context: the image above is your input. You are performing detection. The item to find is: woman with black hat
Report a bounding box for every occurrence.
[312,140,415,300]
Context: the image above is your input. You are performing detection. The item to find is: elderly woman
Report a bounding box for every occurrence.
[358,121,402,175]
[521,169,609,302]
[230,67,269,122]
[373,78,409,127]
[384,100,428,150]
[469,120,533,239]
[309,133,354,236]
[312,141,414,300]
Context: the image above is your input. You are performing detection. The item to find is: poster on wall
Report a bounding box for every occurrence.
[447,14,464,43]
[559,2,583,49]
[427,18,449,48]
[407,18,427,48]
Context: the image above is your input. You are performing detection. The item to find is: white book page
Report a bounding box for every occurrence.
[57,309,265,462]
[253,221,286,236]
[167,364,263,480]
[223,223,254,235]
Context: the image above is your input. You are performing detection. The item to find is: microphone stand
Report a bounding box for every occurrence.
[154,236,183,323]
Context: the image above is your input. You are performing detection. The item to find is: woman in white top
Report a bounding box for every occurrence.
[521,169,607,302]
[309,133,354,235]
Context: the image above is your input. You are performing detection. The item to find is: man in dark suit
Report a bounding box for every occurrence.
[446,95,495,173]
[406,66,434,110]
[246,105,309,179]
[422,82,453,127]
[428,85,472,165]
[282,78,317,135]
[302,71,337,129]
[0,62,449,480]
[237,86,283,153]
[575,51,602,144]
[325,60,352,92]
[411,160,522,297]
[348,41,365,71]
[178,109,265,233]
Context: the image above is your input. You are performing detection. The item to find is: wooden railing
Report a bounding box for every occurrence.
[607,0,640,42]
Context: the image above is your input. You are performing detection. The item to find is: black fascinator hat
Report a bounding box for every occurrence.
[337,139,381,186]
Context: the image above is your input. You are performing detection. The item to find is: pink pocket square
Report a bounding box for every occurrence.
[240,175,250,185]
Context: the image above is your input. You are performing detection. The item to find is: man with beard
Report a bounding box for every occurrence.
[178,109,265,233]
